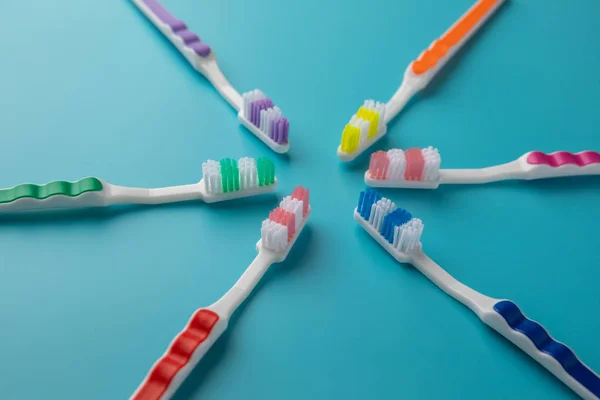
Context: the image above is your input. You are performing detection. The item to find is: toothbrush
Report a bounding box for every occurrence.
[337,0,506,162]
[130,186,310,400]
[354,189,600,400]
[0,157,276,213]
[131,0,290,153]
[365,148,600,189]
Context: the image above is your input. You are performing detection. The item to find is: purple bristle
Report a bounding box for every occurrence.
[250,98,274,126]
[270,117,289,144]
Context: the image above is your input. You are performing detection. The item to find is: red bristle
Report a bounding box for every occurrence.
[291,186,310,217]
[269,207,295,240]
[405,148,425,181]
[369,151,389,180]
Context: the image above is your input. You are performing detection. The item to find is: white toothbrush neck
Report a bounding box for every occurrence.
[410,250,496,315]
[196,55,243,111]
[210,250,276,317]
[106,182,202,205]
[384,72,422,124]
[439,160,524,184]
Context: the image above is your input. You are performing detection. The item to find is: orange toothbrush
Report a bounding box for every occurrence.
[338,0,507,162]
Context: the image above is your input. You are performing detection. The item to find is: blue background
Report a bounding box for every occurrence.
[0,0,598,399]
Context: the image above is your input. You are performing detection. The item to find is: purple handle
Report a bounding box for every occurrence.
[140,0,211,57]
[526,151,600,167]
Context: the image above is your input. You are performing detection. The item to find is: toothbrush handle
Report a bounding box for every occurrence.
[523,151,600,180]
[131,309,227,400]
[0,177,107,213]
[411,0,505,79]
[131,0,211,59]
[482,300,600,399]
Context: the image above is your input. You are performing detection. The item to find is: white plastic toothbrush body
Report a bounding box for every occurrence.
[131,204,310,400]
[355,207,600,400]
[0,156,277,214]
[365,151,600,189]
[131,0,290,153]
[337,0,506,162]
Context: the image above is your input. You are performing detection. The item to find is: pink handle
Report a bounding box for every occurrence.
[526,151,600,167]
[132,309,220,400]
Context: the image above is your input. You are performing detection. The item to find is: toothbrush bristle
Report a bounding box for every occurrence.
[422,147,441,181]
[269,207,295,240]
[202,156,275,194]
[261,219,288,252]
[368,151,390,180]
[291,186,310,217]
[357,189,380,220]
[257,157,275,187]
[242,90,289,144]
[368,148,440,182]
[340,100,386,154]
[404,148,424,181]
[357,189,423,253]
[261,186,310,252]
[279,196,303,230]
[381,209,412,243]
[387,149,407,180]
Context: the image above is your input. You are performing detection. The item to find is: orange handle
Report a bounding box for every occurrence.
[412,0,501,75]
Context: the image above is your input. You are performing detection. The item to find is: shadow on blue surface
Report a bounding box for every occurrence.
[361,174,600,202]
[0,194,280,226]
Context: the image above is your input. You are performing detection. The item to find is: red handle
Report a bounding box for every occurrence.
[132,309,220,400]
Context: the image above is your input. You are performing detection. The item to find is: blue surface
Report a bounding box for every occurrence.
[0,0,599,399]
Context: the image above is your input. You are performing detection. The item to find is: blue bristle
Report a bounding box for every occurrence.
[380,209,412,242]
[357,189,380,220]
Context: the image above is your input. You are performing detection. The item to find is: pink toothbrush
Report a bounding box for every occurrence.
[365,149,600,189]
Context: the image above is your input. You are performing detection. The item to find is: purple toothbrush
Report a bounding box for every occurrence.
[131,0,290,153]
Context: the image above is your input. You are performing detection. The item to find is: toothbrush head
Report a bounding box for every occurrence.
[239,90,290,154]
[365,147,442,189]
[259,186,310,261]
[354,189,424,263]
[200,156,277,202]
[337,100,387,162]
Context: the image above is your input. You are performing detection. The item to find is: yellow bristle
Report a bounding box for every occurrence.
[340,124,359,153]
[357,106,380,138]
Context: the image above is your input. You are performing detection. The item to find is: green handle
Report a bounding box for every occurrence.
[0,177,104,204]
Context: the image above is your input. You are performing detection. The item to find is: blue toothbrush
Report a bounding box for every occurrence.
[354,189,600,400]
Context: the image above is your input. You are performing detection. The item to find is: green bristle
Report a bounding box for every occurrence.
[257,157,274,186]
[232,160,240,191]
[220,158,240,192]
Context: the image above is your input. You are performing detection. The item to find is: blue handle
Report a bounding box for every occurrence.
[494,300,600,397]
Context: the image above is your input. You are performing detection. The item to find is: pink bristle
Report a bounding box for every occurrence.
[291,186,310,217]
[369,151,389,180]
[269,207,295,240]
[404,148,425,181]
